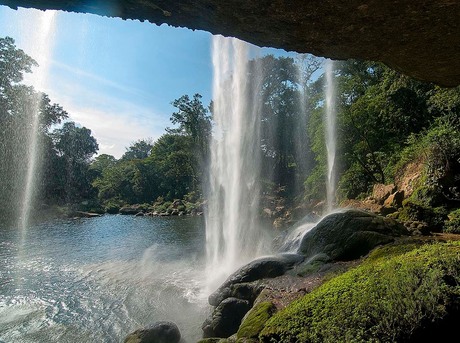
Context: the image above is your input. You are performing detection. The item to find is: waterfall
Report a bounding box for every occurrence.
[324,59,337,212]
[19,10,57,230]
[205,36,268,289]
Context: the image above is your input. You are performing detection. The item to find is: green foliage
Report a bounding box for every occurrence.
[92,96,210,206]
[396,200,448,231]
[49,122,99,203]
[307,59,460,203]
[167,93,212,170]
[0,36,37,88]
[445,209,460,234]
[260,242,460,343]
[121,139,153,161]
[251,55,319,198]
[0,36,75,219]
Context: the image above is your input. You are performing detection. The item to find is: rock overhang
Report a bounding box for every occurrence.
[0,0,459,86]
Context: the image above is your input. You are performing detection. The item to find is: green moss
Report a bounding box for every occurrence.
[445,209,460,233]
[237,302,276,339]
[260,242,460,343]
[397,200,447,231]
[197,339,229,343]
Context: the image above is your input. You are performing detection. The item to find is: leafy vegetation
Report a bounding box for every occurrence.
[260,242,460,343]
[2,35,459,224]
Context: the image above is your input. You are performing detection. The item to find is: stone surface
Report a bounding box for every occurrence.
[298,209,409,261]
[124,321,181,343]
[202,297,251,338]
[372,184,396,204]
[383,190,405,208]
[208,254,304,306]
[1,0,459,86]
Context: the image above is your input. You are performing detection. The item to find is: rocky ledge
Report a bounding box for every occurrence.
[200,209,409,341]
[1,0,459,86]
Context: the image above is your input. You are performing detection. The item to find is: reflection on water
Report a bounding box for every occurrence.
[0,215,208,342]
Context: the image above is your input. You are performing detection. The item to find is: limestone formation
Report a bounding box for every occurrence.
[0,0,459,86]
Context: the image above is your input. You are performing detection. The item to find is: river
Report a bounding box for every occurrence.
[0,215,209,342]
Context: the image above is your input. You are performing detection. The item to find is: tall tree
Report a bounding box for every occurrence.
[167,93,212,167]
[50,122,99,203]
[121,139,153,160]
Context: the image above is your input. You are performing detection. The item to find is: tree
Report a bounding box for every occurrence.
[121,139,153,160]
[0,36,37,90]
[50,122,99,203]
[149,134,195,199]
[167,93,212,166]
[0,37,68,219]
[245,55,320,198]
[90,154,117,176]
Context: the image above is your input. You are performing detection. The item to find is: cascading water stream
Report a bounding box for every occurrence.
[324,59,337,212]
[19,10,57,230]
[205,36,268,290]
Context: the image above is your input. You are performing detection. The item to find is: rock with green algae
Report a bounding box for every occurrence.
[260,242,460,343]
[237,301,276,340]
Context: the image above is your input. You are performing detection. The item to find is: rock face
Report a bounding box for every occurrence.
[298,209,409,261]
[124,321,181,343]
[202,297,251,338]
[204,253,304,338]
[1,0,459,86]
[208,254,304,306]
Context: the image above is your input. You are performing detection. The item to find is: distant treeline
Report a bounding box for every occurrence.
[1,36,459,220]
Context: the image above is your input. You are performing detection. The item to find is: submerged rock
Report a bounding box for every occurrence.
[298,209,408,261]
[124,321,181,343]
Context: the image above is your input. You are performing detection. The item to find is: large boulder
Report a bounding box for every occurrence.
[202,298,251,338]
[208,254,304,306]
[372,184,396,204]
[298,209,408,261]
[124,321,181,343]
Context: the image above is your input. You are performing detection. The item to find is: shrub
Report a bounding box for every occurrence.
[445,209,460,234]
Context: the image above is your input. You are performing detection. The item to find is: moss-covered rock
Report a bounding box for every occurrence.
[197,339,228,343]
[237,302,276,339]
[260,242,460,343]
[298,209,408,261]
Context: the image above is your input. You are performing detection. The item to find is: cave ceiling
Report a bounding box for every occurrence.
[1,0,459,86]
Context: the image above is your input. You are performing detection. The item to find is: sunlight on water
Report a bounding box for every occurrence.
[18,10,57,230]
[205,36,272,291]
[0,216,208,342]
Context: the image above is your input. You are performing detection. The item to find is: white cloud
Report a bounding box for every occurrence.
[39,62,170,159]
[66,104,166,158]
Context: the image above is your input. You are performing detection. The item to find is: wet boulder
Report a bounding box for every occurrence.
[208,253,304,306]
[298,209,409,261]
[124,321,181,343]
[202,297,251,338]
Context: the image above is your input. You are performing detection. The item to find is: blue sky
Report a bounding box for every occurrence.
[0,6,296,157]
